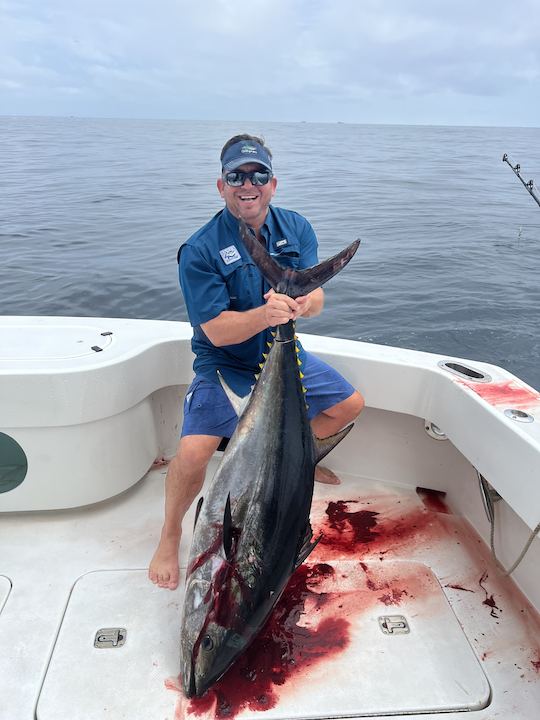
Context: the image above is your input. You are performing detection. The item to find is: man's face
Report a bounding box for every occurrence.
[217,162,277,230]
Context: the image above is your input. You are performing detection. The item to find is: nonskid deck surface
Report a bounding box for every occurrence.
[0,462,539,720]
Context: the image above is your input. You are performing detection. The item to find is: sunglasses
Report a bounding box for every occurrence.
[222,170,273,187]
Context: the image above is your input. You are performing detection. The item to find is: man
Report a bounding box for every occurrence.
[149,134,364,590]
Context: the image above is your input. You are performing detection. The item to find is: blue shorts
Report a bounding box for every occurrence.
[181,352,356,438]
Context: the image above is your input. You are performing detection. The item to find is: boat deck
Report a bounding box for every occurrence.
[1,460,539,720]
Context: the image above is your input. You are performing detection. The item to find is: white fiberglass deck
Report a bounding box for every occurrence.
[1,460,539,720]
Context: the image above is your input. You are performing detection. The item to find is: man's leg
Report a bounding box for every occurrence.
[311,390,364,484]
[311,390,364,439]
[148,434,221,590]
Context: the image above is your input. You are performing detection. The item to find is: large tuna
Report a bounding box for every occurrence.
[180,222,360,698]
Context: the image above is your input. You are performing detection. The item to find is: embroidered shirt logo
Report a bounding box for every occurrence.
[276,238,288,247]
[219,245,241,265]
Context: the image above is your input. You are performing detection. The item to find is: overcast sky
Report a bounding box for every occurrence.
[1,0,539,126]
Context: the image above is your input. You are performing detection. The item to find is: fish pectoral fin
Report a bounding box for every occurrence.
[295,531,322,569]
[222,492,234,560]
[217,370,251,418]
[193,496,204,531]
[187,656,197,698]
[314,423,354,464]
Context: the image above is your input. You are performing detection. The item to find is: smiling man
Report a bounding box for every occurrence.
[148,134,364,590]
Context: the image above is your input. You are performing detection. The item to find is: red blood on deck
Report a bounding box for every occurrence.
[312,497,442,562]
[187,563,350,718]
[479,572,501,619]
[175,496,445,718]
[324,500,380,543]
[416,487,450,514]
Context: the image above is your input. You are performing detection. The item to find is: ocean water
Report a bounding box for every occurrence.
[1,117,539,389]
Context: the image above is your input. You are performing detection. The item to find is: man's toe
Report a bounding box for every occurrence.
[315,466,341,485]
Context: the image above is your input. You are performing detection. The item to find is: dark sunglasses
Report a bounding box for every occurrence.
[222,170,273,187]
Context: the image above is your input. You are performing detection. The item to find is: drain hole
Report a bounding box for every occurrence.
[444,362,484,379]
[504,408,534,423]
[438,360,491,383]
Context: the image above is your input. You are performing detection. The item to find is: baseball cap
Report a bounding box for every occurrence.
[221,140,273,173]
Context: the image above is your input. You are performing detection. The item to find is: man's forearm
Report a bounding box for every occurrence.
[201,307,269,347]
[201,288,325,347]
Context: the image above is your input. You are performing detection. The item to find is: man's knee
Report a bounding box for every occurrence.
[348,390,365,418]
[175,434,222,472]
[330,390,364,423]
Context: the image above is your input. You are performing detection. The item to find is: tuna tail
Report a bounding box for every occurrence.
[239,221,360,298]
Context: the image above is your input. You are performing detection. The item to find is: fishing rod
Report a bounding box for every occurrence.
[502,153,540,208]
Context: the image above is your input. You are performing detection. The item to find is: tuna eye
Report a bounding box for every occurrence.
[201,635,214,651]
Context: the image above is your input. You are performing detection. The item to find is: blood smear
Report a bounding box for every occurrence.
[462,379,540,408]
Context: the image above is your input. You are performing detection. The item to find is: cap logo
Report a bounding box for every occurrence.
[241,145,258,155]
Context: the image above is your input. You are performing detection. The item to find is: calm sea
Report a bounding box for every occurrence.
[1,117,539,389]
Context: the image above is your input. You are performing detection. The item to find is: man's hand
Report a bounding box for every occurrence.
[263,288,323,324]
[263,290,299,325]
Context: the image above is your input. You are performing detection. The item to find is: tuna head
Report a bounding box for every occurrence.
[181,572,249,698]
[181,614,247,698]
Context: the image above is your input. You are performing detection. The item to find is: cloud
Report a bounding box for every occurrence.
[0,0,539,125]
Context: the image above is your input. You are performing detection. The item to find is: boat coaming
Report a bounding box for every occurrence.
[1,316,539,719]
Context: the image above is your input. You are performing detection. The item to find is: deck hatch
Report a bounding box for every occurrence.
[36,564,490,719]
[0,323,113,360]
[37,571,182,720]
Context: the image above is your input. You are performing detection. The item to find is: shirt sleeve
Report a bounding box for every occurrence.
[178,244,230,327]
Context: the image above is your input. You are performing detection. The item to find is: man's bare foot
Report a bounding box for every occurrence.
[315,466,341,485]
[148,532,181,590]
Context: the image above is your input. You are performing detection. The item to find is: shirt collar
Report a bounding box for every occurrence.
[221,205,274,240]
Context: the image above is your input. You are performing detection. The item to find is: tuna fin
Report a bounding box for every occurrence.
[217,370,251,417]
[188,657,197,698]
[295,534,322,569]
[314,423,354,464]
[193,496,204,531]
[222,493,233,560]
[240,221,360,298]
[295,523,322,569]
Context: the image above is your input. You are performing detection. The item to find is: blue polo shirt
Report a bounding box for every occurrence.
[178,205,319,396]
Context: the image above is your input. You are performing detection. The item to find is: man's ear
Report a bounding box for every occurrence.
[217,177,225,198]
